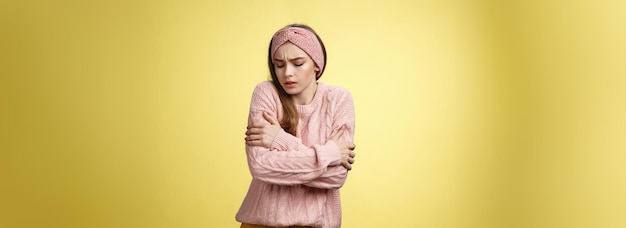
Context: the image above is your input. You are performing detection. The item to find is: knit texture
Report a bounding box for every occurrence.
[236,81,355,228]
[271,27,325,78]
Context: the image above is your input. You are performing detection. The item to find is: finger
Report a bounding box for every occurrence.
[348,143,356,150]
[247,135,262,141]
[344,163,352,170]
[247,127,265,135]
[246,140,262,147]
[349,151,355,158]
[330,126,345,141]
[250,122,267,128]
[348,157,354,164]
[263,112,280,126]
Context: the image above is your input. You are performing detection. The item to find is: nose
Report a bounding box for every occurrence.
[285,64,295,77]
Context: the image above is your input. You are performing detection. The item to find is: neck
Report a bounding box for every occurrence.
[292,82,318,105]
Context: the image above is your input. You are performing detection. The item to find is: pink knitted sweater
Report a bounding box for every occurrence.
[236,81,355,228]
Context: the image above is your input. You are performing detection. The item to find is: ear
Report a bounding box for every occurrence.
[314,66,320,72]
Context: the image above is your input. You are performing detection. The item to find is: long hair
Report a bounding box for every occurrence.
[268,24,327,135]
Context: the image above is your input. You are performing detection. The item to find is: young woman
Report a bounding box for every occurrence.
[236,24,356,228]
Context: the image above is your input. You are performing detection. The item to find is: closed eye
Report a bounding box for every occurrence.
[273,57,306,68]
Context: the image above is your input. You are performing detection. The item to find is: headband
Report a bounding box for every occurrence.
[270,27,325,78]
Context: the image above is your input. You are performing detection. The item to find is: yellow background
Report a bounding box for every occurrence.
[1,0,625,227]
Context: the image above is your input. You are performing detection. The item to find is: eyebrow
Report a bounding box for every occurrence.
[273,57,306,62]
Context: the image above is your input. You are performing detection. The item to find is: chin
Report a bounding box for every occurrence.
[283,88,300,95]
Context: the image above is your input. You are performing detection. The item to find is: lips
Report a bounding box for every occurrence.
[284,81,297,89]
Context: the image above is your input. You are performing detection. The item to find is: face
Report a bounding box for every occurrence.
[272,42,320,104]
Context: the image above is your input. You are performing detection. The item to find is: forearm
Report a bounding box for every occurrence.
[270,129,302,151]
[303,165,348,189]
[246,141,341,185]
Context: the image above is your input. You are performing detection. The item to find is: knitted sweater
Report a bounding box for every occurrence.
[236,81,355,228]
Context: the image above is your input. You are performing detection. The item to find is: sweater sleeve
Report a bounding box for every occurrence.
[270,129,348,189]
[267,86,356,189]
[245,82,343,186]
[303,87,355,189]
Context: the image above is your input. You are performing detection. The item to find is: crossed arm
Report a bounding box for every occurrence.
[245,112,356,170]
[243,112,356,189]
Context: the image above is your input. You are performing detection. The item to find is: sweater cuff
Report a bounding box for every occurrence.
[271,130,301,151]
[319,140,342,167]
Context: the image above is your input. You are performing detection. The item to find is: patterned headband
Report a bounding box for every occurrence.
[270,27,324,78]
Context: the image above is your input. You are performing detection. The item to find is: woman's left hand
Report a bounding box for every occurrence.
[245,112,282,148]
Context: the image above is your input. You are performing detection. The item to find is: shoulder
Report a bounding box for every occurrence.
[251,81,279,97]
[321,83,353,101]
[319,83,355,119]
[249,81,280,107]
[254,80,277,92]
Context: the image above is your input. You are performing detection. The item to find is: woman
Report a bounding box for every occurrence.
[236,24,356,228]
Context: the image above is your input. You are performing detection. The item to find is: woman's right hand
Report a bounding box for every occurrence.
[330,127,356,171]
[245,112,282,148]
